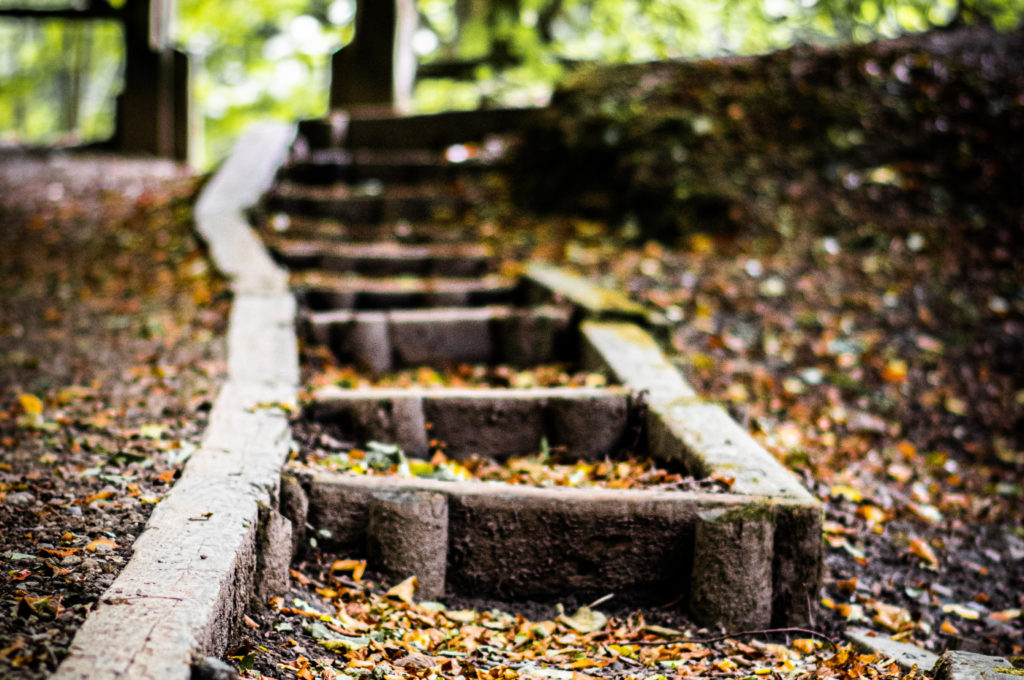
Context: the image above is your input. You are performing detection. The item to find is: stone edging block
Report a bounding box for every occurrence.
[303,305,573,372]
[53,123,299,680]
[309,386,632,460]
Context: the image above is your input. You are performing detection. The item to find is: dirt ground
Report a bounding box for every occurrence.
[0,150,229,679]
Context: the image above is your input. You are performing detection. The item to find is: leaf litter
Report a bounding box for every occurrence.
[235,559,923,680]
[0,152,228,679]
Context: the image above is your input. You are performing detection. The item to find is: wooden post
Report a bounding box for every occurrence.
[329,0,417,112]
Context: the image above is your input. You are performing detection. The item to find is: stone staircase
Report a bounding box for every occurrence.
[253,107,824,631]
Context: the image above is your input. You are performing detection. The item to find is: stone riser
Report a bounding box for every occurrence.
[293,275,521,312]
[297,108,541,151]
[281,155,500,186]
[265,192,468,223]
[269,239,495,277]
[308,387,634,461]
[302,305,574,372]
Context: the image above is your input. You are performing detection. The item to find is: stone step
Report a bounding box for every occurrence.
[280,148,504,185]
[265,182,475,223]
[308,386,634,461]
[301,305,573,372]
[291,271,521,311]
[297,107,541,150]
[255,213,473,244]
[269,238,496,276]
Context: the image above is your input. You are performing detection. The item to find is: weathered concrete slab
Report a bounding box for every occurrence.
[309,386,632,460]
[303,471,813,611]
[581,321,697,400]
[303,305,573,369]
[368,491,448,599]
[690,505,774,630]
[54,123,299,680]
[292,271,519,311]
[845,628,940,673]
[389,308,495,366]
[525,263,648,321]
[195,123,294,296]
[931,650,1018,680]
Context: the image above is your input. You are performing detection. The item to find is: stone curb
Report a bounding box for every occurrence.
[53,123,298,680]
[847,628,1020,678]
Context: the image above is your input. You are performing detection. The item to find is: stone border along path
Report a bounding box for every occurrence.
[53,123,300,680]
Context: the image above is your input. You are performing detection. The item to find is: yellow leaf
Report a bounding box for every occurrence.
[940,620,960,635]
[856,505,888,523]
[830,484,862,503]
[385,576,418,603]
[791,639,818,654]
[882,359,908,383]
[18,394,43,415]
[942,603,980,620]
[909,537,938,566]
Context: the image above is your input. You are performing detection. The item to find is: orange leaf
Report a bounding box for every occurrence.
[857,505,888,523]
[909,537,938,566]
[84,490,115,504]
[385,576,418,603]
[85,538,117,553]
[881,360,908,383]
[990,608,1022,622]
[940,620,960,635]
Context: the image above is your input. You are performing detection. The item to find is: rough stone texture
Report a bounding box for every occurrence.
[690,505,775,631]
[845,628,940,673]
[307,479,375,551]
[255,506,294,605]
[546,391,631,460]
[310,390,429,456]
[305,472,780,607]
[195,123,294,296]
[54,124,298,680]
[525,263,648,321]
[307,306,574,368]
[932,650,1017,680]
[770,501,823,627]
[342,312,392,374]
[389,309,494,366]
[423,392,546,459]
[368,491,449,599]
[447,491,697,603]
[495,306,573,366]
[279,473,309,556]
[650,402,812,499]
[580,321,697,400]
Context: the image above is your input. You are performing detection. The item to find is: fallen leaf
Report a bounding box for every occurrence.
[557,605,607,633]
[17,394,43,415]
[85,538,117,553]
[908,537,938,566]
[385,576,418,603]
[942,603,980,620]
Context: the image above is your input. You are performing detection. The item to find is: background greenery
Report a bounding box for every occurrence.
[0,0,1021,166]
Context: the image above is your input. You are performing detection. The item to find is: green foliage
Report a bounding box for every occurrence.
[0,0,1021,164]
[0,19,122,145]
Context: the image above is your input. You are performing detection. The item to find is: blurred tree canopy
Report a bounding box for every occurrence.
[0,0,1021,165]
